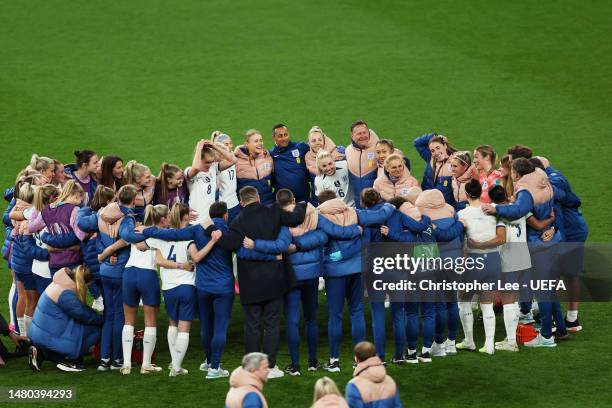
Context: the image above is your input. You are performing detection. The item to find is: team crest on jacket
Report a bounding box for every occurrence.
[263,162,271,170]
[367,152,376,160]
[291,149,300,158]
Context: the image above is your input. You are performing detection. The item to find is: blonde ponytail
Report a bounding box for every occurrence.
[169,203,189,228]
[33,184,60,211]
[56,179,84,203]
[72,265,93,304]
[29,154,55,174]
[144,204,169,226]
[124,160,150,186]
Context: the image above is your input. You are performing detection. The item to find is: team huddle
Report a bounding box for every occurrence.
[1,121,588,392]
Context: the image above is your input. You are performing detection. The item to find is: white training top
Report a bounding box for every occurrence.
[498,210,532,272]
[185,163,218,224]
[314,161,355,207]
[125,242,156,270]
[147,238,195,290]
[32,229,51,279]
[217,164,239,209]
[458,205,504,254]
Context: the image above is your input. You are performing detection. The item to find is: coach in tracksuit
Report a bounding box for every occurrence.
[270,124,311,203]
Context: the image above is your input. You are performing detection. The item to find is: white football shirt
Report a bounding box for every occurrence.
[147,238,195,290]
[314,161,355,207]
[185,164,218,224]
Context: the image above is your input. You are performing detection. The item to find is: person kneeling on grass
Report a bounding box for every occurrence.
[312,376,349,408]
[346,341,402,408]
[225,352,270,408]
[28,266,102,372]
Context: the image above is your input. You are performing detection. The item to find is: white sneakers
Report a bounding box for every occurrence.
[267,365,285,379]
[431,342,447,357]
[456,340,476,351]
[169,367,189,377]
[444,339,457,355]
[495,339,519,352]
[524,333,556,348]
[206,367,229,379]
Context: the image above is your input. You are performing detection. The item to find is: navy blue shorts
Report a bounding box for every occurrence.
[122,267,160,307]
[15,271,36,291]
[163,285,196,321]
[34,275,52,295]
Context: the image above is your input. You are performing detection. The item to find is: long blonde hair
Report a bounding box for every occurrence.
[29,154,55,174]
[169,203,190,228]
[69,265,94,304]
[123,161,150,186]
[33,184,60,211]
[57,180,84,203]
[144,204,169,226]
[312,377,342,405]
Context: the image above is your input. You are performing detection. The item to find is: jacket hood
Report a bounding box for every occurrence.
[415,189,455,220]
[312,394,349,408]
[97,202,125,238]
[53,267,76,289]
[318,198,358,226]
[405,187,421,204]
[353,356,387,383]
[398,202,422,221]
[228,367,264,392]
[515,168,553,205]
[534,156,550,169]
[290,203,318,236]
[234,145,269,160]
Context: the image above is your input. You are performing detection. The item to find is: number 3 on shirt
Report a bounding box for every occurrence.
[167,245,177,262]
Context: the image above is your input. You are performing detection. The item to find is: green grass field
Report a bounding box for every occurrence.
[1,0,611,407]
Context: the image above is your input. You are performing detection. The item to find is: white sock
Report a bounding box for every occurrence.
[23,315,32,337]
[503,304,519,346]
[173,332,190,371]
[8,283,16,326]
[481,303,496,349]
[422,346,431,354]
[567,310,578,322]
[330,357,339,363]
[407,349,416,355]
[167,326,178,364]
[458,302,474,345]
[17,316,25,336]
[121,325,135,368]
[142,327,157,368]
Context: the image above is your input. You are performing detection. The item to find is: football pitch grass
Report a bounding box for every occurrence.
[1,0,611,406]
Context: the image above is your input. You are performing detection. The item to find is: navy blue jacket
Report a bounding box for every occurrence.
[270,141,311,203]
[546,167,588,242]
[413,133,455,206]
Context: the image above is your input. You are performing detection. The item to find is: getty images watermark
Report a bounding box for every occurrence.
[362,242,612,303]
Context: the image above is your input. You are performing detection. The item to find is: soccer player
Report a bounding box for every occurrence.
[123,161,156,223]
[373,154,420,202]
[305,126,345,203]
[456,180,505,355]
[212,132,241,222]
[98,155,124,192]
[473,145,502,204]
[449,151,475,212]
[314,150,354,207]
[413,133,457,205]
[64,150,99,206]
[152,163,189,208]
[234,130,275,205]
[185,139,237,223]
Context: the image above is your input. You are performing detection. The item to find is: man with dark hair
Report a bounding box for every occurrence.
[209,201,228,220]
[270,124,311,203]
[207,186,307,379]
[316,190,338,205]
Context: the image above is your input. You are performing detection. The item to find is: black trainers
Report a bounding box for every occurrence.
[110,359,123,370]
[284,363,301,376]
[57,361,85,372]
[418,352,432,363]
[405,352,418,364]
[97,359,110,371]
[565,318,582,332]
[308,359,321,372]
[28,346,43,371]
[323,360,340,373]
[391,356,405,365]
[554,330,570,341]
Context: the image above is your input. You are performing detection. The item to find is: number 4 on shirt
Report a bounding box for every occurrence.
[167,245,177,262]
